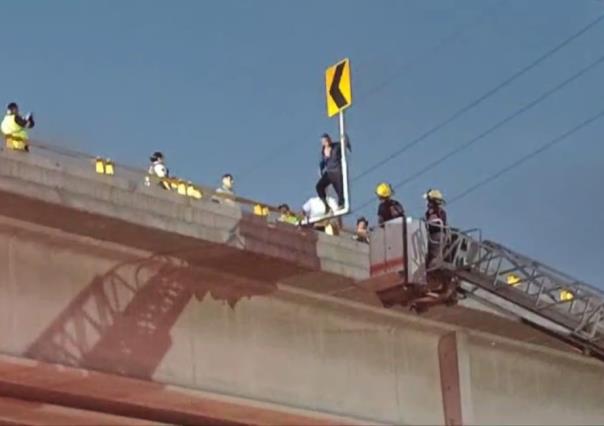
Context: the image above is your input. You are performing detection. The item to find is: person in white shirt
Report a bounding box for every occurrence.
[146,152,170,189]
[302,196,340,234]
[148,152,168,176]
[213,173,236,206]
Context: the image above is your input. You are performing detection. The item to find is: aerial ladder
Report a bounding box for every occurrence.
[365,217,604,359]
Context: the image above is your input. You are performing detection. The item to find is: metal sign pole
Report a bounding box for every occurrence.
[339,110,350,213]
[300,58,352,227]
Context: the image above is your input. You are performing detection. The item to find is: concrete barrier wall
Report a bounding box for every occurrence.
[0,151,368,280]
[158,289,447,424]
[465,333,604,425]
[1,212,604,424]
[0,216,444,425]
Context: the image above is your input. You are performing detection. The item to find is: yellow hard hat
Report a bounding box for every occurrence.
[376,182,393,198]
[424,188,445,203]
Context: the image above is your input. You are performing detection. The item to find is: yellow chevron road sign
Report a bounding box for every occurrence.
[325,58,352,117]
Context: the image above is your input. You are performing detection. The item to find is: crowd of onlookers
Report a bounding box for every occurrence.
[2,102,447,251]
[142,148,448,263]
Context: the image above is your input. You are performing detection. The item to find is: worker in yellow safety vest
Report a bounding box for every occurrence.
[1,102,35,151]
[277,204,300,225]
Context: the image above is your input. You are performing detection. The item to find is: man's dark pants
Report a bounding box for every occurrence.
[316,169,344,210]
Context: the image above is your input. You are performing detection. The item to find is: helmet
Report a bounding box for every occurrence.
[375,182,393,198]
[424,188,445,203]
[150,151,164,162]
[6,102,18,113]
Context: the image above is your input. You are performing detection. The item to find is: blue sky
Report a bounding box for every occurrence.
[2,0,603,285]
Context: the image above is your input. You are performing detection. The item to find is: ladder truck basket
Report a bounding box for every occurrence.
[369,217,429,287]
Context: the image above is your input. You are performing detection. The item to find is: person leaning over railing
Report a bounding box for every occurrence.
[353,216,370,243]
[277,203,300,225]
[1,102,34,152]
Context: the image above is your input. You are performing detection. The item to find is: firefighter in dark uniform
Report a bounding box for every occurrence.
[424,188,447,269]
[409,188,456,313]
[375,182,405,225]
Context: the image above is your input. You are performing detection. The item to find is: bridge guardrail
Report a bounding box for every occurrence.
[8,138,357,237]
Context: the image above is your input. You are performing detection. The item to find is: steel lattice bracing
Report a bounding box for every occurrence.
[437,230,604,356]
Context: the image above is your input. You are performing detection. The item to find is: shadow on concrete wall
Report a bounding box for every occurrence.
[3,188,327,379]
[236,212,323,271]
[24,249,285,380]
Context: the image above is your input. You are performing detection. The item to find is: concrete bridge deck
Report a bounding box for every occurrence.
[0,148,602,424]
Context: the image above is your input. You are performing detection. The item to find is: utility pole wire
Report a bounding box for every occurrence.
[352,52,604,213]
[448,109,604,204]
[390,54,604,189]
[351,12,604,183]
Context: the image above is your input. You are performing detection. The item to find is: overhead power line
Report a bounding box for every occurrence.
[355,0,506,102]
[448,108,604,204]
[389,53,604,189]
[351,12,604,183]
[352,50,604,214]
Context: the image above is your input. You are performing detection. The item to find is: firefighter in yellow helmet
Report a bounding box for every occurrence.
[424,188,448,268]
[375,182,405,225]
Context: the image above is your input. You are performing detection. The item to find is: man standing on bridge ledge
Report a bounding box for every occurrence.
[316,133,350,214]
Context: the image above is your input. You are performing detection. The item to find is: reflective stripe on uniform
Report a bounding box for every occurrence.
[1,114,28,141]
